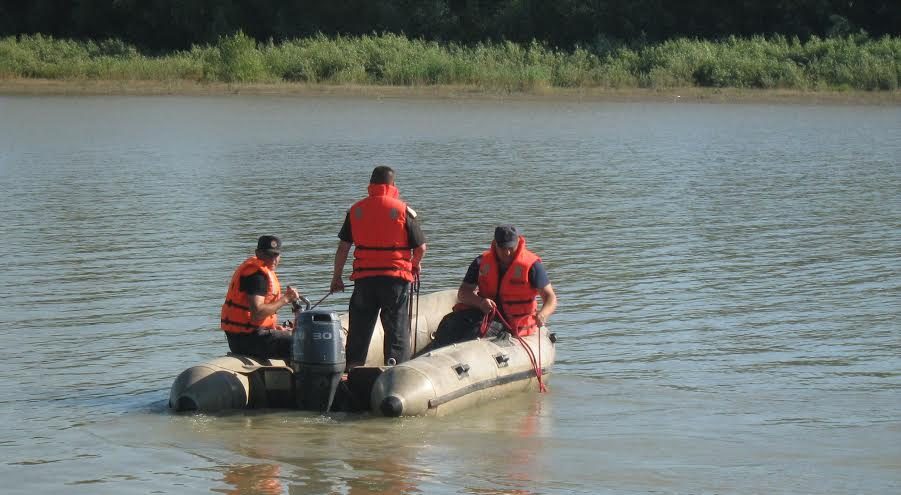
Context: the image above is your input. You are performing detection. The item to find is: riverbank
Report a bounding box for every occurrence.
[2,78,899,105]
[2,33,899,98]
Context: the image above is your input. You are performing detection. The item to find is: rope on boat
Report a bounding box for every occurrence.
[480,308,548,393]
[408,271,421,355]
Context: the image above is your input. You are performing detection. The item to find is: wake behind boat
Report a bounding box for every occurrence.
[169,289,555,416]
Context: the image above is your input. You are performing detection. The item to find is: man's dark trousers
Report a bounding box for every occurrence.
[345,276,411,367]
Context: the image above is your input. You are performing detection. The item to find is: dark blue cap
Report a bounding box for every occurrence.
[494,225,519,248]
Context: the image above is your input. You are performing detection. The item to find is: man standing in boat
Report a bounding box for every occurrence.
[432,225,557,347]
[330,166,427,369]
[220,235,301,360]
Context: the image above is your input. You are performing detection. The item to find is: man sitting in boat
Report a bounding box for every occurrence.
[220,235,302,360]
[429,225,558,349]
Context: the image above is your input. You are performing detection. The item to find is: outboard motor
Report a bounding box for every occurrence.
[291,309,345,413]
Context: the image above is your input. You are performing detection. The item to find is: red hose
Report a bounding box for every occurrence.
[480,308,547,393]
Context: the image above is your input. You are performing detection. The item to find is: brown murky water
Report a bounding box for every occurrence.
[1,95,899,494]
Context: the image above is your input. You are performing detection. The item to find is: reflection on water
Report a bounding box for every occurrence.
[0,96,899,495]
[216,463,283,495]
[341,457,421,495]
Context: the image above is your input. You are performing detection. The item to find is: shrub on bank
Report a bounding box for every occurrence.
[208,31,267,83]
[0,34,205,80]
[0,32,898,91]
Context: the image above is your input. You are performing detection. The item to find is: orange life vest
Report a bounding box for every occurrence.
[348,183,414,282]
[477,236,540,336]
[220,256,282,334]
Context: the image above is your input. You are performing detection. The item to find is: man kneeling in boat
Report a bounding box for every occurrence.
[430,225,557,349]
[220,235,302,360]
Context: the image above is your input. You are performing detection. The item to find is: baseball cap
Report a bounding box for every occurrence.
[256,235,282,255]
[494,225,519,248]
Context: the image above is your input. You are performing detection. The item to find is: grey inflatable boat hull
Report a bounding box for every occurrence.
[169,355,295,411]
[169,289,555,415]
[371,328,554,417]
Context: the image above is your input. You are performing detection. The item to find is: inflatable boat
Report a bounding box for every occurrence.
[169,289,555,416]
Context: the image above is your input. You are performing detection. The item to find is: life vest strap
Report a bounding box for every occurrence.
[505,298,535,305]
[354,266,411,272]
[221,318,262,335]
[355,245,412,251]
[223,299,251,311]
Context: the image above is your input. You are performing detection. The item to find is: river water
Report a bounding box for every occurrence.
[0,95,898,494]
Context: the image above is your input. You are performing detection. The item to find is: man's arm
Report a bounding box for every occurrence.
[406,207,426,273]
[457,282,496,313]
[248,287,299,323]
[411,244,427,273]
[456,256,496,313]
[331,212,353,292]
[330,240,352,292]
[535,283,557,327]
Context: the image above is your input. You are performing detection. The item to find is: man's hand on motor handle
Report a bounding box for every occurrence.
[330,274,345,293]
[284,285,301,304]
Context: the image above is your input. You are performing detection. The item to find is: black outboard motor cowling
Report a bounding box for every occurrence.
[291,310,345,413]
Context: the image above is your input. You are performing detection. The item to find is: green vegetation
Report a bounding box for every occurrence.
[2,33,899,91]
[3,1,899,52]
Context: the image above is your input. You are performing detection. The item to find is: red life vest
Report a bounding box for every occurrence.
[220,256,282,334]
[348,183,414,282]
[477,236,540,336]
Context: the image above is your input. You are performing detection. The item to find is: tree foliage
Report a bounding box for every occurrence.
[0,0,898,51]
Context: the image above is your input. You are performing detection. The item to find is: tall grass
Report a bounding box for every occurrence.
[1,32,898,91]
